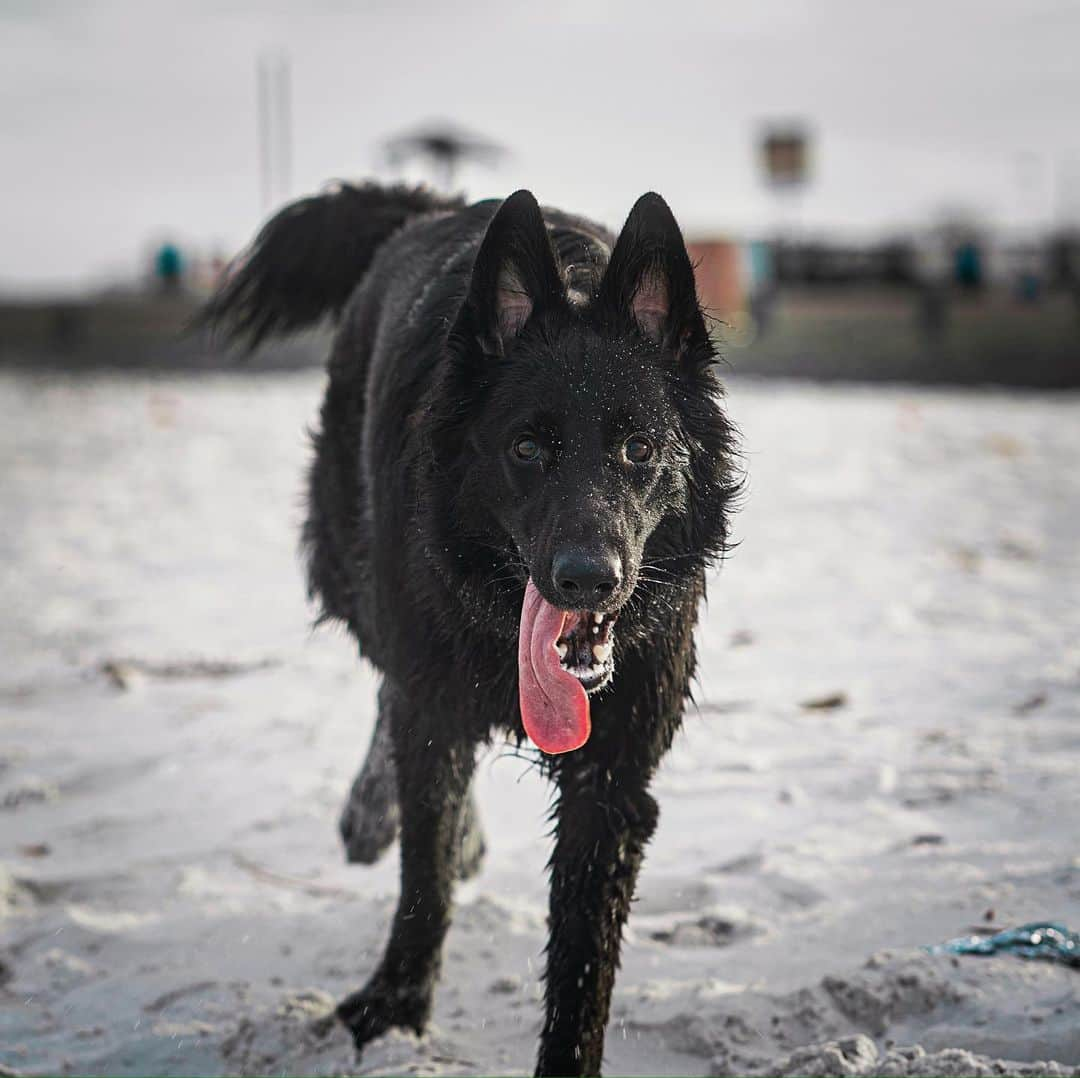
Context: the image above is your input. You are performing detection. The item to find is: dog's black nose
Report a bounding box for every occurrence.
[552,550,622,605]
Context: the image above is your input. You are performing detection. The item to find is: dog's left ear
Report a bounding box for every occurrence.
[599,192,709,360]
[455,189,564,358]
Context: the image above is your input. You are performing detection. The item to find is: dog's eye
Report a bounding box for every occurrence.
[623,435,654,464]
[512,435,542,462]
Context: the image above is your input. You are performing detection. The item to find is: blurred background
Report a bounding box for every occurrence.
[3,0,1079,381]
[3,4,1079,1076]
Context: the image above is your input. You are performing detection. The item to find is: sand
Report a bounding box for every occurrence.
[1,369,1078,1076]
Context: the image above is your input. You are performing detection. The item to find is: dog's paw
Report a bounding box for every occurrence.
[336,980,430,1050]
[339,772,400,865]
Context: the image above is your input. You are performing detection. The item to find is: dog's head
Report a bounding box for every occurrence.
[426,191,738,752]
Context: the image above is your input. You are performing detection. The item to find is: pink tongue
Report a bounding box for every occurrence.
[518,580,590,754]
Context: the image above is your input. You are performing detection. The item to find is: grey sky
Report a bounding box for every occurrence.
[3,0,1079,292]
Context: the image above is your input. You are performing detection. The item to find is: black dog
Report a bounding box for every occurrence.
[207,183,738,1075]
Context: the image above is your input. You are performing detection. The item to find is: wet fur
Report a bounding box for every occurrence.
[206,182,738,1076]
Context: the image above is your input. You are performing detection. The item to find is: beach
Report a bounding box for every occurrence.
[2,368,1078,1076]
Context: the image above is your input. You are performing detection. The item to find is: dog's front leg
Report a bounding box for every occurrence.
[536,760,659,1077]
[338,683,486,878]
[337,683,476,1050]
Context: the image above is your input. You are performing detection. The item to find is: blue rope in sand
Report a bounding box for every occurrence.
[929,922,1080,968]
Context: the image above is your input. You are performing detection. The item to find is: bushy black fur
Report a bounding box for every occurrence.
[201,182,463,349]
[206,182,739,1076]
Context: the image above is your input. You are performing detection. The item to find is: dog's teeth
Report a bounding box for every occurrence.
[555,642,568,660]
[593,612,604,624]
[591,625,599,636]
[592,641,612,663]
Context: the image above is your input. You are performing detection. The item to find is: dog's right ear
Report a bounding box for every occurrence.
[454,190,563,358]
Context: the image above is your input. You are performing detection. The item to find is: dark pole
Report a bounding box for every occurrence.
[257,54,273,212]
[277,53,292,203]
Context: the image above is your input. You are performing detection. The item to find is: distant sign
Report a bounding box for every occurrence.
[760,126,811,188]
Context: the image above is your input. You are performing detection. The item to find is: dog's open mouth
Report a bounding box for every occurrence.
[555,610,615,693]
[518,581,617,756]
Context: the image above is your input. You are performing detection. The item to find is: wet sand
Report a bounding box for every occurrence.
[1,370,1078,1075]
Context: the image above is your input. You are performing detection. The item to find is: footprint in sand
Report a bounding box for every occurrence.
[650,913,763,948]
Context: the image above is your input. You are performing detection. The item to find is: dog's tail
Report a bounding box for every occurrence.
[202,182,463,351]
